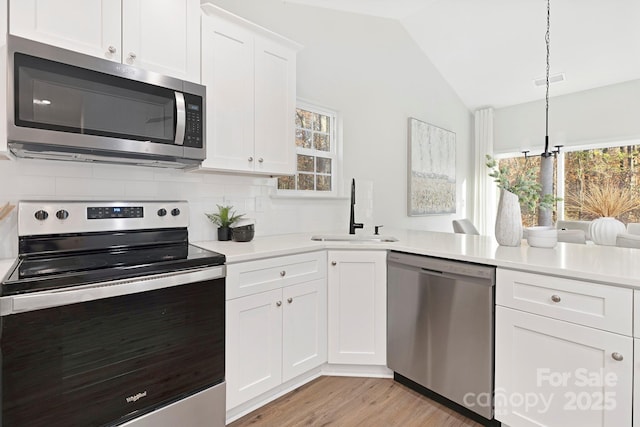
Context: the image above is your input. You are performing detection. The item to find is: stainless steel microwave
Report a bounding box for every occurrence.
[7,35,206,168]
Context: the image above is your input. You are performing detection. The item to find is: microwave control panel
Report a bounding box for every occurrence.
[184,93,203,148]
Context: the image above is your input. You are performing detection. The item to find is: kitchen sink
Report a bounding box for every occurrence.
[310,234,398,242]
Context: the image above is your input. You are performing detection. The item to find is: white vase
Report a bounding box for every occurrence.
[589,217,626,246]
[495,189,523,247]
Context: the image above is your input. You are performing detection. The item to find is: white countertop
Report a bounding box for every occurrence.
[0,258,15,283]
[193,229,640,289]
[2,229,637,289]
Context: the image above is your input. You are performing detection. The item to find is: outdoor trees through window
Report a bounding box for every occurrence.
[497,143,640,227]
[277,104,337,194]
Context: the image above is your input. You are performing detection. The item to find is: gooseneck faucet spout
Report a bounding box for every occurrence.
[349,178,364,234]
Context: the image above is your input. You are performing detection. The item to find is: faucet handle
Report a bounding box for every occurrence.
[374,225,383,235]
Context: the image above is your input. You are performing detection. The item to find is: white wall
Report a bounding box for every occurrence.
[494,79,640,154]
[203,0,473,233]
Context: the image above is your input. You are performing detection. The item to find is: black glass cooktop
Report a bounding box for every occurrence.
[2,229,225,296]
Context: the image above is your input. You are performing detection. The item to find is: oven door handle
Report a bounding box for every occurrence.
[2,266,225,315]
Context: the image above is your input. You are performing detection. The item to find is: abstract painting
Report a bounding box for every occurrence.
[407,118,456,215]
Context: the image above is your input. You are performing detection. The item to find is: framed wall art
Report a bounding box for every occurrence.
[407,117,456,216]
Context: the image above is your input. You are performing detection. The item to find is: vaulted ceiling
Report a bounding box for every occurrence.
[284,0,640,110]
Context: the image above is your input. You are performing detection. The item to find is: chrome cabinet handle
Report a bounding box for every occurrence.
[287,297,293,304]
[248,156,254,162]
[276,301,282,307]
[128,52,137,60]
[551,295,561,303]
[280,270,286,277]
[107,45,117,54]
[331,261,337,266]
[258,158,264,163]
[612,352,624,361]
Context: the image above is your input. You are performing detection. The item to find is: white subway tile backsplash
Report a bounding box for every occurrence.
[0,158,344,258]
[55,177,126,198]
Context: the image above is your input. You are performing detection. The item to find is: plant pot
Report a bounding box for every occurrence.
[495,189,523,247]
[589,217,626,246]
[217,227,231,241]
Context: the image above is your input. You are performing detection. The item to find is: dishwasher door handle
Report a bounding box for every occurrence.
[419,267,494,287]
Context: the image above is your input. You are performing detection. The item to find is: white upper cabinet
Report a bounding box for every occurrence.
[199,4,300,175]
[9,0,200,82]
[0,0,8,158]
[122,0,200,82]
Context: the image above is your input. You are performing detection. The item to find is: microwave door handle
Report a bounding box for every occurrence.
[174,92,186,146]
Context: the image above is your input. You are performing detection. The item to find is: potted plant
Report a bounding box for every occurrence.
[567,180,640,245]
[205,205,245,241]
[486,155,558,246]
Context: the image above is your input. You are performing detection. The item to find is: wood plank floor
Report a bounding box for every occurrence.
[229,376,483,427]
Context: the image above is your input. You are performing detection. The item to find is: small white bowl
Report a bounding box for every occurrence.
[526,226,558,248]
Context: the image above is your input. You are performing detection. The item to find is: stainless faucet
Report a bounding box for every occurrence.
[349,178,364,234]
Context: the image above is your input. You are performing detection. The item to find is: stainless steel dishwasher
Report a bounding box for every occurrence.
[387,251,496,423]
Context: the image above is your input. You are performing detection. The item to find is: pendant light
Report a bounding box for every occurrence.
[523,0,561,226]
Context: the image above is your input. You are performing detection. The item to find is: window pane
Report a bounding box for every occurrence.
[277,176,296,190]
[314,133,330,151]
[297,173,314,190]
[316,157,332,174]
[297,154,314,172]
[316,175,331,191]
[564,145,640,223]
[296,129,312,148]
[315,113,331,133]
[295,109,313,129]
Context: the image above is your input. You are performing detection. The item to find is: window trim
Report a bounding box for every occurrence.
[276,100,343,197]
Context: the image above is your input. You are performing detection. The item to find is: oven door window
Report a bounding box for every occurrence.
[15,53,177,144]
[1,277,224,427]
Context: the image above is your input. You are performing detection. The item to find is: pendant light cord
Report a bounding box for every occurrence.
[543,0,551,157]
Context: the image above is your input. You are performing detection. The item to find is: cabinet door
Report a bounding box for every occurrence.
[282,279,327,382]
[495,306,632,427]
[10,0,121,61]
[253,35,296,175]
[327,250,387,365]
[226,289,283,410]
[200,14,256,172]
[122,0,200,82]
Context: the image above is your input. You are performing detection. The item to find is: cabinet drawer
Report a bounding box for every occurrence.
[496,269,632,335]
[227,251,327,300]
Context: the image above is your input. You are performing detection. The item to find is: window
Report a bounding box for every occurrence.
[277,102,338,194]
[496,141,640,227]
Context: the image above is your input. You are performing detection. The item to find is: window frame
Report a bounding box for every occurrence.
[276,100,342,198]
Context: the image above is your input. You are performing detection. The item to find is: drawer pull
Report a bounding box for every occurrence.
[331,261,337,266]
[612,352,624,361]
[287,297,293,304]
[276,301,282,307]
[280,270,286,277]
[551,295,561,303]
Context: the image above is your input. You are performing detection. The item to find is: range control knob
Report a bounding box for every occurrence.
[34,210,48,221]
[171,208,180,217]
[157,208,167,217]
[55,210,69,220]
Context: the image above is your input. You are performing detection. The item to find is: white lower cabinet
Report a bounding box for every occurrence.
[495,269,633,427]
[225,252,327,411]
[327,250,387,365]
